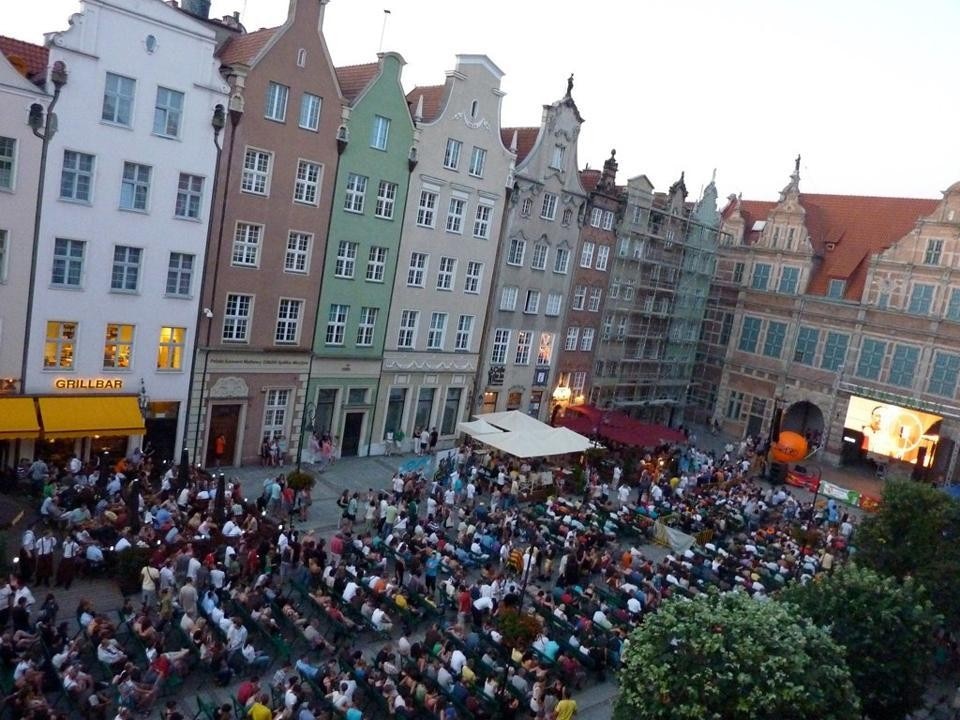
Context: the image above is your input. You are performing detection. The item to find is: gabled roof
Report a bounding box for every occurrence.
[405,84,445,123]
[0,35,48,86]
[500,127,539,164]
[580,169,601,193]
[218,26,277,66]
[336,62,379,104]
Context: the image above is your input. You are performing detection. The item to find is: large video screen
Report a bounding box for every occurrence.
[843,395,941,465]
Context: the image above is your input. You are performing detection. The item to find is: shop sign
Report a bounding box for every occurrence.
[488,366,505,386]
[532,368,549,387]
[54,378,125,390]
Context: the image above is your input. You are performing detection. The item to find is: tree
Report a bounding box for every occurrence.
[614,591,859,720]
[782,565,939,720]
[855,479,960,629]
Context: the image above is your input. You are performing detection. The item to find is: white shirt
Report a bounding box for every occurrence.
[343,582,359,603]
[449,649,467,674]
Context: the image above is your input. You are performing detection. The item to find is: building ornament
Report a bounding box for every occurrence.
[453,111,490,131]
[384,359,475,371]
[209,376,250,399]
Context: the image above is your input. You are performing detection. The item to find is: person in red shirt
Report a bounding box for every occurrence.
[237,676,260,706]
[457,585,472,628]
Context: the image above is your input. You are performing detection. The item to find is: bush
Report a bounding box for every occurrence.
[285,470,316,492]
[496,608,542,651]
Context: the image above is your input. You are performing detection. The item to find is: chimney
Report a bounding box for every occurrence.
[181,0,211,19]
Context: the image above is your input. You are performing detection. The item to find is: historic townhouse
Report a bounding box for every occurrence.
[550,151,622,420]
[308,52,416,457]
[708,159,960,480]
[189,0,342,466]
[373,55,513,453]
[476,78,587,421]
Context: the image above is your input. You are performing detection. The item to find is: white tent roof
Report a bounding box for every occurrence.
[474,410,548,433]
[457,419,503,437]
[467,412,592,458]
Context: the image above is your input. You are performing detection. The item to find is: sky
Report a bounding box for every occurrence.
[8,0,960,203]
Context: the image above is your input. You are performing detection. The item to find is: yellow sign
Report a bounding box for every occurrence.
[54,378,125,390]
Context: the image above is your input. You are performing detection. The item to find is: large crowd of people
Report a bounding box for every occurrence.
[0,431,875,720]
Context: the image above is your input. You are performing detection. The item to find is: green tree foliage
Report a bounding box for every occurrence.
[782,565,939,720]
[614,591,859,720]
[855,479,960,628]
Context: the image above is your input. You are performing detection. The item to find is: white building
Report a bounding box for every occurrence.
[22,0,228,464]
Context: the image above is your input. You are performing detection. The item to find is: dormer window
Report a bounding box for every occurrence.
[771,226,780,248]
[550,145,565,170]
[924,238,943,265]
[297,48,307,67]
[826,279,845,299]
[470,100,479,119]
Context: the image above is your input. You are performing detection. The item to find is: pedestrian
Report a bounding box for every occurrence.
[214,433,227,467]
[56,535,79,589]
[19,525,36,583]
[419,427,430,456]
[35,529,56,587]
[429,427,439,454]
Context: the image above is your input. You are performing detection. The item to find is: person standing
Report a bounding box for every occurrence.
[554,686,578,720]
[214,433,227,467]
[429,427,439,455]
[420,428,430,457]
[56,535,80,589]
[34,530,56,587]
[141,563,160,607]
[18,526,36,583]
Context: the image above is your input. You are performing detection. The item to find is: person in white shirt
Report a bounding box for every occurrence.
[97,638,127,666]
[449,647,467,675]
[221,519,242,537]
[226,617,247,654]
[371,606,393,632]
[342,581,359,603]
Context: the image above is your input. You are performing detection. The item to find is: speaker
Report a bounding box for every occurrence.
[770,407,783,442]
[912,447,928,481]
[769,461,788,485]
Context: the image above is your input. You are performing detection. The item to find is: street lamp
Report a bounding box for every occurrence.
[295,400,317,472]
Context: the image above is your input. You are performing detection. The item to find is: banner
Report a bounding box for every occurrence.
[786,470,821,492]
[653,520,695,554]
[819,481,862,507]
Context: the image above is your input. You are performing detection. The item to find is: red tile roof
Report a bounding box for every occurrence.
[405,84,445,123]
[217,26,277,66]
[336,62,379,104]
[500,126,539,164]
[580,169,601,192]
[0,35,48,86]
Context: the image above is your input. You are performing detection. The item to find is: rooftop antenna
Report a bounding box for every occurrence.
[378,9,391,53]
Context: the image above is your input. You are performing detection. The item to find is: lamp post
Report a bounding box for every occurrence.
[295,400,316,472]
[21,61,68,395]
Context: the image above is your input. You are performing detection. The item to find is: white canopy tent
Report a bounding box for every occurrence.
[458,411,592,458]
[456,419,503,437]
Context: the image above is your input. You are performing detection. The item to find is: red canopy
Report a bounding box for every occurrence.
[556,405,686,448]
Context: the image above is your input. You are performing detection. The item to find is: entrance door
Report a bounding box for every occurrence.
[341,412,364,457]
[145,418,178,467]
[207,404,241,467]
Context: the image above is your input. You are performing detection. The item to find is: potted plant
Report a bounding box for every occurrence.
[285,470,316,492]
[496,607,543,651]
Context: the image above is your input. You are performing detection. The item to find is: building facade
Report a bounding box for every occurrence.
[373,55,513,454]
[308,52,416,458]
[476,79,587,421]
[189,0,342,466]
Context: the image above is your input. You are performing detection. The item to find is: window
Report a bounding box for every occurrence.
[371,115,390,150]
[602,211,615,231]
[44,321,77,369]
[356,307,378,347]
[441,387,463,435]
[554,247,570,274]
[580,328,595,351]
[515,331,532,364]
[520,198,532,216]
[275,298,303,344]
[427,312,447,349]
[407,252,428,287]
[762,321,787,358]
[732,262,745,284]
[223,294,253,342]
[541,193,558,220]
[587,287,602,312]
[385,387,407,438]
[436,257,456,291]
[446,197,466,233]
[827,278,846,299]
[565,327,579,351]
[325,304,348,345]
[948,288,960,321]
[334,241,358,279]
[262,389,290,441]
[473,204,492,239]
[464,261,482,294]
[285,231,312,274]
[165,252,193,297]
[821,331,849,372]
[468,147,486,177]
[120,162,151,211]
[293,160,321,205]
[491,329,510,364]
[751,263,771,291]
[417,189,438,227]
[0,229,5,281]
[856,338,886,380]
[398,310,418,349]
[778,266,799,294]
[366,246,387,282]
[907,283,934,315]
[531,243,548,271]
[929,352,960,397]
[499,286,518,311]
[595,245,610,271]
[101,73,135,126]
[60,151,94,202]
[524,289,541,314]
[455,315,474,351]
[415,387,435,430]
[726,390,744,419]
[572,371,587,394]
[580,242,595,268]
[0,137,14,190]
[343,173,367,213]
[924,238,943,266]
[110,246,141,292]
[536,333,554,366]
[562,208,573,225]
[241,149,272,195]
[550,144,565,170]
[794,326,819,365]
[296,48,307,67]
[507,238,526,266]
[232,222,262,267]
[265,82,289,121]
[738,316,761,353]
[375,181,397,219]
[443,138,462,170]
[590,208,603,228]
[299,93,321,131]
[153,87,183,137]
[51,239,84,287]
[156,326,185,370]
[886,344,919,388]
[175,173,204,219]
[545,291,562,316]
[572,285,586,310]
[102,323,134,369]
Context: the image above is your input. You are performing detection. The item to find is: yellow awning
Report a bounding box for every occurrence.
[39,396,145,439]
[0,398,41,440]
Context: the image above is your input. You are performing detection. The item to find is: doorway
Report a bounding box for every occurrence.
[206,404,241,467]
[145,417,178,467]
[341,412,364,457]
